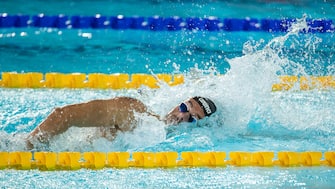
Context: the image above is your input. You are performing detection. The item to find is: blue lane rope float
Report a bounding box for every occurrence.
[0,151,334,170]
[0,72,334,90]
[0,13,334,33]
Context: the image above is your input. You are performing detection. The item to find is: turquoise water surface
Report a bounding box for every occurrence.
[1,0,335,188]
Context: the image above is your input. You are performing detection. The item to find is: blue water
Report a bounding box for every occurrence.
[1,28,334,75]
[1,167,335,188]
[1,0,335,188]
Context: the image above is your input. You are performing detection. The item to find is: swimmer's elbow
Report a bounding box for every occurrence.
[25,138,34,150]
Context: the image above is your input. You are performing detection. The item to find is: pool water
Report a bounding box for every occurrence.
[1,0,335,188]
[1,167,334,188]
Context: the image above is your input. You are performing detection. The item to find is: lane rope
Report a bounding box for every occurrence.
[0,72,334,90]
[0,72,184,89]
[0,14,333,33]
[0,151,334,170]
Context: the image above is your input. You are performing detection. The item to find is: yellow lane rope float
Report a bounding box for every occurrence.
[0,72,184,89]
[0,151,334,170]
[0,72,334,90]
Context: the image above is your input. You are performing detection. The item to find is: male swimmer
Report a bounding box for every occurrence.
[26,96,216,149]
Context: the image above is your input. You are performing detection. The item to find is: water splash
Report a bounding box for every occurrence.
[146,16,335,151]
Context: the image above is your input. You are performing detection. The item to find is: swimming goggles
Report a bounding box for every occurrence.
[179,102,197,123]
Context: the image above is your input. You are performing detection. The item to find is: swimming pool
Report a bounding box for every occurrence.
[1,0,335,188]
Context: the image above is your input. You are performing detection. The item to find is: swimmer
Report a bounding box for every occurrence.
[26,96,216,149]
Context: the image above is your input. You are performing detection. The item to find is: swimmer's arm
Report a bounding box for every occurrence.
[26,99,117,147]
[26,97,159,148]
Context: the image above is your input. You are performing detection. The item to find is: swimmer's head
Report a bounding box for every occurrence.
[165,96,217,125]
[191,96,217,117]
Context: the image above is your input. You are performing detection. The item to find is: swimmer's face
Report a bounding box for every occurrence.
[165,98,206,125]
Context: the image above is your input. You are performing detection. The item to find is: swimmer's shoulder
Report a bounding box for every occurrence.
[114,96,161,120]
[112,96,147,111]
